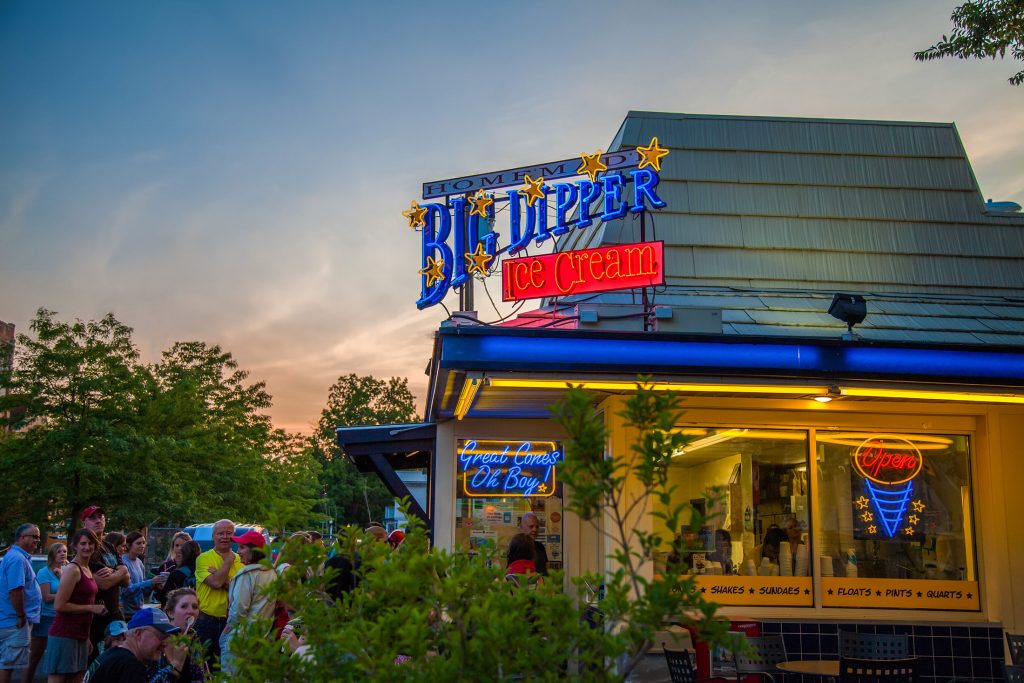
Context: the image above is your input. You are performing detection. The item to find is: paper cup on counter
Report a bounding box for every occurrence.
[820,556,834,576]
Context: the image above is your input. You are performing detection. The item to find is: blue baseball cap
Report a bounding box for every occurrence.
[126,608,181,635]
[105,620,128,637]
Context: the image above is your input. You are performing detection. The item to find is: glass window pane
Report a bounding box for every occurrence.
[657,427,812,606]
[817,431,978,610]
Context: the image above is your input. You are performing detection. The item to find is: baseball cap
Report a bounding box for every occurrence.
[105,620,128,637]
[231,530,266,547]
[126,608,180,634]
[81,505,105,521]
[388,530,405,548]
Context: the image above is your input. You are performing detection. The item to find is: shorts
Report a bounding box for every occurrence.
[0,623,30,669]
[32,615,55,639]
[41,635,89,675]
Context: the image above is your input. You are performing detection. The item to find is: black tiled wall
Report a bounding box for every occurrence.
[759,621,1005,682]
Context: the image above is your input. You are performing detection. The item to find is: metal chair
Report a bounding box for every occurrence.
[733,634,786,682]
[1008,633,1024,665]
[664,648,698,683]
[1007,663,1024,682]
[839,656,918,683]
[839,631,910,660]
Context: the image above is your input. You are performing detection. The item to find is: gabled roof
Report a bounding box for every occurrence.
[547,112,1024,345]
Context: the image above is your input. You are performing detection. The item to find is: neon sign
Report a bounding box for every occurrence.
[456,439,562,497]
[502,241,664,302]
[407,138,670,310]
[851,436,927,538]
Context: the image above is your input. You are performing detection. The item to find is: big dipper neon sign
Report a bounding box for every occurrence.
[403,138,670,309]
[851,436,927,538]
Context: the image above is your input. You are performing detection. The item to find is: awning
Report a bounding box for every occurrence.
[336,423,435,533]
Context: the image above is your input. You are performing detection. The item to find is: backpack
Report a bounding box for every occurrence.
[179,566,195,589]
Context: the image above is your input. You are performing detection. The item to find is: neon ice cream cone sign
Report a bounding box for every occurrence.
[851,436,926,538]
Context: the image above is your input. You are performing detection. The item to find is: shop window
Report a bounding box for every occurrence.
[817,431,978,610]
[657,428,812,607]
[453,438,564,572]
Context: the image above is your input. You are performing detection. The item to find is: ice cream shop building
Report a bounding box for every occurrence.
[338,111,1024,679]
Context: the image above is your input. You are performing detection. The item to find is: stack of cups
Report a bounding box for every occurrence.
[794,546,808,577]
[779,543,792,576]
[820,556,834,577]
[758,557,772,576]
[744,559,757,577]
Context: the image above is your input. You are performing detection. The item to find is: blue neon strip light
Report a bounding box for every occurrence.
[865,480,913,537]
[440,333,1024,382]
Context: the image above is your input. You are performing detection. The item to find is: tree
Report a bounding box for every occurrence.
[915,0,1024,85]
[0,309,320,538]
[312,374,417,527]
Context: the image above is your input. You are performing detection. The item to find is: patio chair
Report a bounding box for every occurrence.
[664,648,698,683]
[733,634,786,682]
[839,656,918,683]
[839,631,910,660]
[1008,633,1024,665]
[1006,663,1024,682]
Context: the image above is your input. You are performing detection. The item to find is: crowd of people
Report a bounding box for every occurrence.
[0,506,381,683]
[0,507,545,682]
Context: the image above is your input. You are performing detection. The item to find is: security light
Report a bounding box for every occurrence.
[828,293,867,333]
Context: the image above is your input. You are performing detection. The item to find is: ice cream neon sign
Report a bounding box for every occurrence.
[457,439,562,497]
[851,436,926,537]
[405,138,670,309]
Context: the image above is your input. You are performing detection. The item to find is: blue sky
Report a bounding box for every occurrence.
[2,1,1021,432]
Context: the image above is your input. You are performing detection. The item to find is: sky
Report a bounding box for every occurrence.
[1,1,1022,434]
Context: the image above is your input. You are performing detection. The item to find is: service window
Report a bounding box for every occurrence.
[657,427,813,606]
[816,431,978,610]
[453,438,565,571]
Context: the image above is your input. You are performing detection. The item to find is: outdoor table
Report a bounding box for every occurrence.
[777,659,840,678]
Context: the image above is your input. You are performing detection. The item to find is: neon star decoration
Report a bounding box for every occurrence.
[521,175,546,205]
[577,150,608,182]
[911,500,926,513]
[636,136,670,172]
[908,514,920,525]
[419,256,445,287]
[861,512,874,522]
[465,243,493,276]
[402,200,428,229]
[855,496,870,510]
[468,190,494,217]
[903,526,916,536]
[867,525,878,535]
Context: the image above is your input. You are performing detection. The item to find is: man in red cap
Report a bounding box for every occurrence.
[81,505,129,660]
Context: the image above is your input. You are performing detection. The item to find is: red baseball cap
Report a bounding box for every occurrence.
[81,505,105,521]
[231,530,266,547]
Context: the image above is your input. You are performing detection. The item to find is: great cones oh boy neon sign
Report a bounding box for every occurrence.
[404,138,670,309]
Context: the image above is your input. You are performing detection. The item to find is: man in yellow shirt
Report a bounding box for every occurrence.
[194,519,243,667]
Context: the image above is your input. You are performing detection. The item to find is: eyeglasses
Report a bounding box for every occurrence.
[21,534,41,540]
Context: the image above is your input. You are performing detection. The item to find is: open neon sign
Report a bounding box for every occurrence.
[457,439,562,497]
[851,436,926,538]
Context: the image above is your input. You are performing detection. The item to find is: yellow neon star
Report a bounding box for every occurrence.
[402,200,428,229]
[855,496,870,510]
[903,526,916,536]
[908,515,920,525]
[861,512,874,523]
[867,525,878,535]
[911,500,926,513]
[464,243,493,276]
[577,150,608,182]
[636,136,670,172]
[418,256,445,287]
[468,190,494,218]
[521,174,546,205]
[537,483,547,493]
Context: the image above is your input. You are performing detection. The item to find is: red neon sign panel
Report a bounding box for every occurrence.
[851,436,923,485]
[502,240,664,302]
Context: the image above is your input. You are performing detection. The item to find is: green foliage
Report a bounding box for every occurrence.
[312,374,418,527]
[551,381,743,676]
[223,507,616,683]
[915,0,1024,85]
[0,308,320,539]
[224,381,742,680]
